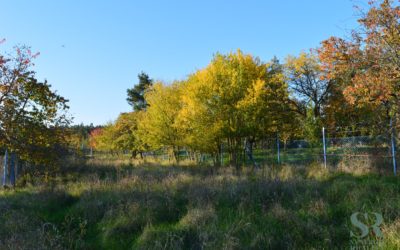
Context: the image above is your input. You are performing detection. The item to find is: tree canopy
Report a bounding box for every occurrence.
[72,0,400,167]
[0,45,70,165]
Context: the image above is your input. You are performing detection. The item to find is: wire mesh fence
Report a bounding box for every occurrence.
[83,128,398,175]
[236,133,395,172]
[76,131,396,173]
[1,127,398,186]
[325,135,392,169]
[0,153,21,187]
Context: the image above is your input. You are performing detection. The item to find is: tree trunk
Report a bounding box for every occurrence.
[245,138,258,168]
[314,103,320,118]
[173,147,180,165]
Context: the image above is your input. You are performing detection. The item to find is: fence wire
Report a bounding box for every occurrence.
[82,132,396,172]
[1,130,398,184]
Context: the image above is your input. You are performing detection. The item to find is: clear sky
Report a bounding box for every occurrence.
[1,0,362,125]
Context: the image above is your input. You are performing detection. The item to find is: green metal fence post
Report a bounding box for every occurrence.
[277,134,280,164]
[390,116,397,176]
[322,127,327,168]
[2,149,8,187]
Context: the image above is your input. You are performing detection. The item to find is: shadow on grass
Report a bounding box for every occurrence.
[1,162,399,249]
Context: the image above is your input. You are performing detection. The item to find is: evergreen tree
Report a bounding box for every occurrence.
[127,72,153,111]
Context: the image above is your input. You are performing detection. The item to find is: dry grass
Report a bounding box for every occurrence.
[0,160,399,249]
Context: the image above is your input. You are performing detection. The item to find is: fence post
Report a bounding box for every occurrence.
[10,153,15,186]
[242,139,245,166]
[2,149,8,187]
[390,116,397,176]
[322,127,327,168]
[277,133,280,164]
[220,143,223,167]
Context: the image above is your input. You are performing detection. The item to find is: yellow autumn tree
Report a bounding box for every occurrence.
[138,81,186,162]
[180,50,292,167]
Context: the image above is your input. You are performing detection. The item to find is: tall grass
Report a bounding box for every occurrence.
[0,160,399,249]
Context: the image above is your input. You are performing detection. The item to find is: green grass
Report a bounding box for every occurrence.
[0,160,399,249]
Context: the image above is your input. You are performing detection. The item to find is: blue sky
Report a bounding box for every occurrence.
[1,0,362,125]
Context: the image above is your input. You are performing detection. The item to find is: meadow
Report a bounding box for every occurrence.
[0,158,399,249]
[2,1,400,249]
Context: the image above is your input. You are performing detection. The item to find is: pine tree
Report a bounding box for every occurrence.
[127,72,153,111]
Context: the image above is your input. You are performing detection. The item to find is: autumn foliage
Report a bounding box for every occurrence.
[0,43,70,166]
[88,1,400,167]
[3,1,398,168]
[319,0,400,114]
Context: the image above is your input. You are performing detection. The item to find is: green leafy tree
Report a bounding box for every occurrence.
[0,45,70,166]
[93,123,118,153]
[302,104,323,144]
[113,112,147,158]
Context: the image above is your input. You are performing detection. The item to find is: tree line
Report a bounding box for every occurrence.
[90,1,400,167]
[1,0,399,171]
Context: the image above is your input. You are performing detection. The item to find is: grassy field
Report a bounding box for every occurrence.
[0,159,399,249]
